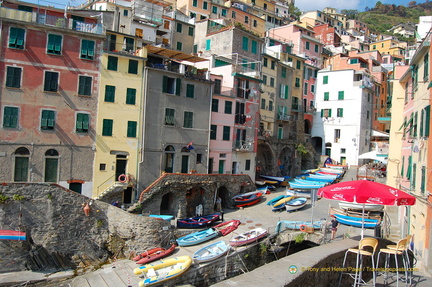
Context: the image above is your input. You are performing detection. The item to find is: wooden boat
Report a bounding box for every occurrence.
[229,227,268,247]
[233,192,263,208]
[255,180,266,186]
[275,220,322,233]
[259,175,285,182]
[293,178,328,185]
[338,201,384,211]
[193,240,230,264]
[133,247,165,261]
[285,197,307,212]
[325,164,347,170]
[272,196,294,211]
[0,230,26,241]
[176,213,221,229]
[176,228,219,247]
[286,189,314,199]
[257,186,270,194]
[289,181,326,189]
[135,255,192,286]
[213,220,241,236]
[148,214,174,221]
[309,173,338,180]
[304,176,334,183]
[330,207,382,221]
[266,195,286,206]
[319,167,345,174]
[136,244,176,265]
[316,171,341,177]
[334,214,380,228]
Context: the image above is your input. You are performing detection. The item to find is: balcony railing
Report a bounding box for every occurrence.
[233,141,253,152]
[1,6,104,35]
[277,113,290,121]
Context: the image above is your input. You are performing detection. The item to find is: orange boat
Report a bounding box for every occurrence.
[213,220,241,236]
[136,244,176,265]
[233,192,263,208]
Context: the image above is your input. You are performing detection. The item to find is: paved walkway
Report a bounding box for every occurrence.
[1,167,431,286]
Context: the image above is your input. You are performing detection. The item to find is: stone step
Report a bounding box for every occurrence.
[85,274,109,287]
[69,276,91,287]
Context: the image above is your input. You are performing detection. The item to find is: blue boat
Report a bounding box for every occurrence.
[286,189,314,198]
[334,214,379,228]
[193,240,230,263]
[177,213,221,229]
[285,197,307,212]
[176,228,219,247]
[289,181,326,189]
[293,178,328,185]
[275,220,322,233]
[304,176,335,183]
[271,196,294,211]
[148,214,174,221]
[266,195,285,206]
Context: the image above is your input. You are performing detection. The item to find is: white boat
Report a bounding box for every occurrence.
[286,189,313,198]
[193,241,230,264]
[285,197,307,212]
[338,201,384,211]
[259,175,285,182]
[319,167,345,174]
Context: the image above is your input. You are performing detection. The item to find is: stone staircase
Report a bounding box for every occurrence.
[96,182,129,200]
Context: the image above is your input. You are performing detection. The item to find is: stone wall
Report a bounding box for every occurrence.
[138,174,255,218]
[0,183,170,273]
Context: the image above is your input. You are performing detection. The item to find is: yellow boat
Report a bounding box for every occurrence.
[273,196,294,208]
[135,255,192,286]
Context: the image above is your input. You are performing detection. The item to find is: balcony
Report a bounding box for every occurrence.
[277,113,290,121]
[233,141,253,152]
[0,7,104,35]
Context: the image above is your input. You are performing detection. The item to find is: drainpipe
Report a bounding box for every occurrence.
[137,64,148,201]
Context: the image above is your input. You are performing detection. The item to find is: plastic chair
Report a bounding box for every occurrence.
[376,238,408,287]
[386,235,412,285]
[338,237,379,287]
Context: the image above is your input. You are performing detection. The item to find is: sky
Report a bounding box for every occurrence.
[296,0,428,12]
[18,0,429,11]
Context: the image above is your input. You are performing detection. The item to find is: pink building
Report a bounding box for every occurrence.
[313,23,341,47]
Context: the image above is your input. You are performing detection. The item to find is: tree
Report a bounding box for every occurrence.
[408,1,417,7]
[340,9,359,20]
[375,1,382,9]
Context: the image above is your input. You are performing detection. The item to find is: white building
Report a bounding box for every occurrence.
[311,69,373,165]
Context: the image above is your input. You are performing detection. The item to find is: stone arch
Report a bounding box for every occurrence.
[185,187,204,217]
[256,142,275,176]
[160,192,174,215]
[304,119,311,134]
[278,147,292,176]
[311,136,323,155]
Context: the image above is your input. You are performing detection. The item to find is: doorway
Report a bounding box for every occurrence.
[115,154,127,180]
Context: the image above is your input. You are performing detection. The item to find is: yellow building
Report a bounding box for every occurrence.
[260,53,278,137]
[93,31,147,204]
[370,37,407,57]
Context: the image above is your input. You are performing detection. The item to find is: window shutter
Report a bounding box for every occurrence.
[162,76,168,93]
[425,105,430,137]
[76,113,83,129]
[82,114,89,130]
[175,78,181,96]
[285,85,289,99]
[420,109,424,137]
[251,40,257,54]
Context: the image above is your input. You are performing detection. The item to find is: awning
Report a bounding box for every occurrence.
[146,45,208,63]
[358,151,388,163]
[372,130,389,137]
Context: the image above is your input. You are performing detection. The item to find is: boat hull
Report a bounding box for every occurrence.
[233,192,263,208]
[285,197,307,212]
[176,213,221,229]
[229,228,268,247]
[213,220,241,236]
[176,228,219,247]
[338,202,384,211]
[193,241,230,264]
[334,214,379,228]
[135,256,192,286]
[136,244,176,265]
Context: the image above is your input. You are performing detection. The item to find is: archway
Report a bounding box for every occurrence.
[185,187,204,217]
[304,119,311,134]
[160,192,174,215]
[278,147,293,176]
[215,186,229,211]
[311,136,323,155]
[256,143,274,176]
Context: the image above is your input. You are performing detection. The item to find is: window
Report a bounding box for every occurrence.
[210,125,217,140]
[212,6,217,14]
[124,9,128,16]
[269,101,273,111]
[212,99,219,112]
[253,20,257,27]
[165,108,175,125]
[244,16,249,24]
[324,92,329,101]
[304,83,308,95]
[47,34,62,55]
[315,44,319,53]
[80,39,95,60]
[424,53,429,80]
[349,58,359,64]
[186,84,194,98]
[242,37,249,51]
[9,27,25,49]
[188,27,194,36]
[323,75,328,84]
[280,85,289,99]
[192,0,198,7]
[367,110,370,119]
[127,121,137,138]
[232,11,236,18]
[262,75,267,85]
[44,71,59,92]
[295,78,300,87]
[311,85,315,93]
[270,77,275,87]
[124,37,134,51]
[99,163,106,171]
[421,166,426,194]
[277,126,283,139]
[341,148,346,153]
[337,108,344,117]
[41,110,55,130]
[193,44,198,54]
[107,56,118,71]
[261,98,266,109]
[14,147,29,182]
[271,60,275,70]
[44,149,59,182]
[373,44,376,50]
[176,23,183,33]
[321,108,332,117]
[338,91,344,100]
[184,111,193,128]
[296,60,301,69]
[214,79,221,94]
[126,88,136,105]
[104,85,115,102]
[3,106,19,128]
[225,101,232,114]
[162,76,181,95]
[128,60,138,74]
[306,41,310,50]
[76,113,89,133]
[251,40,257,54]
[205,39,211,50]
[176,41,182,51]
[102,119,113,136]
[6,66,22,88]
[203,1,208,9]
[334,129,341,142]
[223,126,230,141]
[245,159,251,171]
[281,67,287,78]
[78,76,92,96]
[221,9,227,16]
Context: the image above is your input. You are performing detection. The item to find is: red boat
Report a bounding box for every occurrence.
[213,220,241,236]
[133,247,164,261]
[135,243,176,265]
[233,192,263,208]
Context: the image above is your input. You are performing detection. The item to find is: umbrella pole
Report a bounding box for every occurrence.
[361,203,365,239]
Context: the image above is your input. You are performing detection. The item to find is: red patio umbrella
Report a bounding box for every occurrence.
[318,180,416,238]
